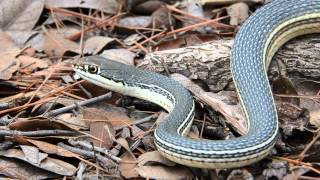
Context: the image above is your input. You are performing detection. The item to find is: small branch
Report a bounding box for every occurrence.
[58,142,117,169]
[0,129,78,137]
[45,92,112,117]
[68,139,122,163]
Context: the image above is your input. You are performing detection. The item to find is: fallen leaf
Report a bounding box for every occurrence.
[0,0,44,31]
[27,139,77,158]
[101,49,135,65]
[0,148,77,176]
[8,117,75,132]
[6,30,38,48]
[226,2,249,26]
[0,52,20,80]
[118,16,152,28]
[43,29,80,57]
[18,55,49,72]
[56,113,87,131]
[119,152,139,178]
[45,0,120,14]
[0,31,21,52]
[20,145,47,165]
[310,109,320,127]
[171,73,246,135]
[82,106,131,148]
[84,36,115,55]
[138,151,175,167]
[136,165,194,180]
[132,0,166,14]
[0,157,59,180]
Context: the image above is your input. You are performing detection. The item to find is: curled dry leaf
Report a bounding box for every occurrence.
[226,2,249,26]
[101,49,135,65]
[0,0,44,31]
[138,151,175,167]
[171,73,247,135]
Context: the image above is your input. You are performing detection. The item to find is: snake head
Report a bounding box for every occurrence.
[73,56,129,86]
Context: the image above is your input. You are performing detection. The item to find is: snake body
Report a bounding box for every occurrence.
[73,0,320,168]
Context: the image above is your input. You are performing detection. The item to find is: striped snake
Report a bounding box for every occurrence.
[73,0,320,168]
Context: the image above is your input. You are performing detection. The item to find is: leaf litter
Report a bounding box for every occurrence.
[0,0,318,179]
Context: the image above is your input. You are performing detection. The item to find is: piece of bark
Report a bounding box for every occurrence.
[140,35,320,92]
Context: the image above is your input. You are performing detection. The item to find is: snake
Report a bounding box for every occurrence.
[73,0,320,168]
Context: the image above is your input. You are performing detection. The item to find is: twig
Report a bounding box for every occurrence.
[45,92,112,117]
[67,13,124,40]
[114,114,158,131]
[68,139,122,163]
[58,142,117,169]
[298,129,320,160]
[166,16,229,36]
[46,6,100,22]
[0,129,77,137]
[128,31,166,51]
[0,96,57,115]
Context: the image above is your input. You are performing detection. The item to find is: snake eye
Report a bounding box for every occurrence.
[87,65,98,74]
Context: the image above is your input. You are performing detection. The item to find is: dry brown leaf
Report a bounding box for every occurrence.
[116,138,137,160]
[0,0,44,31]
[45,0,120,14]
[136,165,194,180]
[0,157,58,180]
[43,29,80,57]
[310,109,320,127]
[0,32,20,80]
[56,113,87,131]
[0,148,76,176]
[84,36,115,55]
[18,55,48,71]
[226,2,249,26]
[138,151,175,167]
[118,16,152,28]
[0,31,20,52]
[101,49,135,65]
[119,152,139,178]
[83,106,131,148]
[201,0,263,5]
[6,30,38,48]
[20,145,47,165]
[132,0,165,14]
[171,73,246,135]
[8,117,74,131]
[0,52,20,80]
[27,139,77,158]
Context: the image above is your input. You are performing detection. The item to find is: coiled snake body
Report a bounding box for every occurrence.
[73,0,320,168]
